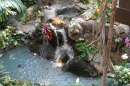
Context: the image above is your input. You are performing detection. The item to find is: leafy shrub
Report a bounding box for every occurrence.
[0,0,26,23]
[114,65,130,84]
[76,41,98,60]
[0,20,8,29]
[79,0,89,4]
[21,0,38,7]
[0,26,25,49]
[92,0,111,22]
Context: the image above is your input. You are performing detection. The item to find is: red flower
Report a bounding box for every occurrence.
[39,6,43,12]
[43,25,48,31]
[45,32,52,40]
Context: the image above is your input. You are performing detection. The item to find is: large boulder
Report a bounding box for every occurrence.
[62,56,98,77]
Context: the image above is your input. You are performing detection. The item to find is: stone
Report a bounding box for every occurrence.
[68,17,84,41]
[0,84,3,86]
[115,24,130,35]
[75,3,87,10]
[39,41,55,60]
[63,56,98,77]
[55,6,80,19]
[74,0,80,3]
[90,53,103,75]
[110,52,123,65]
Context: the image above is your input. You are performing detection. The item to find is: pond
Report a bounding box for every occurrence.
[0,46,96,86]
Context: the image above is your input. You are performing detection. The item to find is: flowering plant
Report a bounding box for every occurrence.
[125,37,130,47]
[42,25,52,40]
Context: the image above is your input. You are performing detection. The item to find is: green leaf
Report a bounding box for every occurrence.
[0,65,4,69]
[13,41,18,45]
[21,37,25,41]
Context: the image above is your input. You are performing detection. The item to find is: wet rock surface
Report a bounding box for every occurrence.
[63,56,98,77]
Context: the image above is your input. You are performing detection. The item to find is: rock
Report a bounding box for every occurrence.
[91,53,103,75]
[34,83,40,86]
[29,43,39,52]
[39,41,55,60]
[74,0,80,3]
[43,5,57,22]
[110,52,123,65]
[55,6,80,19]
[80,9,93,20]
[115,24,130,35]
[68,17,84,41]
[68,18,98,41]
[63,56,98,77]
[0,84,3,86]
[75,3,87,10]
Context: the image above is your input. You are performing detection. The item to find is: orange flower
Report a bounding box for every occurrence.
[17,80,21,85]
[95,6,101,15]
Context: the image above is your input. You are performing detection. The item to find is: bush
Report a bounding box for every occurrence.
[21,0,38,7]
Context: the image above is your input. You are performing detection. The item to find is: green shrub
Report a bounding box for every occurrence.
[0,26,25,49]
[76,41,98,60]
[21,0,38,7]
[0,0,26,24]
[114,65,130,84]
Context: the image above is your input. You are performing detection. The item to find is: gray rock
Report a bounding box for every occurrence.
[56,5,80,19]
[115,24,130,35]
[0,84,3,86]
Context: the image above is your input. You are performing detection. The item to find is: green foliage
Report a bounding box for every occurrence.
[114,65,130,84]
[0,0,26,23]
[21,0,37,7]
[71,25,77,31]
[92,1,111,22]
[0,65,6,77]
[21,10,41,24]
[0,20,8,29]
[0,26,25,49]
[76,42,98,59]
[21,4,41,24]
[122,46,130,53]
[79,0,89,4]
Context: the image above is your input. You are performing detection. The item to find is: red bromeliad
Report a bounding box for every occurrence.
[42,25,52,40]
[43,25,48,31]
[39,6,43,12]
[45,32,52,40]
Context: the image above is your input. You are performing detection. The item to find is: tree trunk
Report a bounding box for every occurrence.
[102,0,118,86]
[39,0,44,23]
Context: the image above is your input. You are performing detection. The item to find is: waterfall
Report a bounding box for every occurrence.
[50,25,74,67]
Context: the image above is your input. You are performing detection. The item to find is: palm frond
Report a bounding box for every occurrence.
[0,0,26,22]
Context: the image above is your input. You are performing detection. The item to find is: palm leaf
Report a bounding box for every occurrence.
[0,0,26,22]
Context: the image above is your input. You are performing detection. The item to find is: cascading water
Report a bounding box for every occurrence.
[51,26,74,67]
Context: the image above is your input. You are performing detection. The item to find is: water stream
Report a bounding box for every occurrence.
[0,46,95,86]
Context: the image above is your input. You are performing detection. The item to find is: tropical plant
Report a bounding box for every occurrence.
[21,0,37,7]
[0,26,25,49]
[79,0,89,4]
[76,41,98,60]
[0,0,26,28]
[114,65,130,84]
[0,65,6,77]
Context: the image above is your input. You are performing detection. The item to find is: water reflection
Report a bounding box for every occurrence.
[0,46,94,86]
